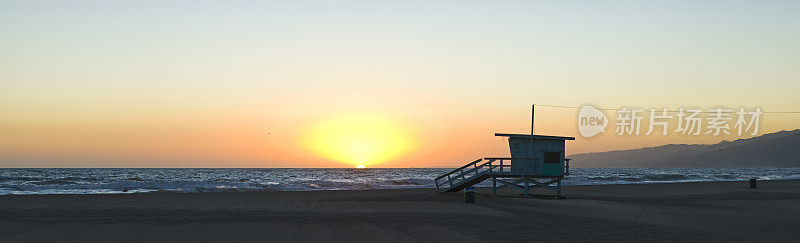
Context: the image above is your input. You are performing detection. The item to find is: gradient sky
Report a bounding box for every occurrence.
[2,0,799,167]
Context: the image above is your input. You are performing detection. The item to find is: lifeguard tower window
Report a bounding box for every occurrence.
[544,152,560,164]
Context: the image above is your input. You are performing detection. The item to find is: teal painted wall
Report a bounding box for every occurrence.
[507,137,566,176]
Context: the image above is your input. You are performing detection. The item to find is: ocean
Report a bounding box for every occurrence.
[2,168,799,195]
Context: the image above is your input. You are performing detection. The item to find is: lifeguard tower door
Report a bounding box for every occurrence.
[508,137,536,174]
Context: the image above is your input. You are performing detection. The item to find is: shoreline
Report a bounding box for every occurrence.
[2,178,796,196]
[4,167,798,195]
[2,179,799,241]
[3,178,789,195]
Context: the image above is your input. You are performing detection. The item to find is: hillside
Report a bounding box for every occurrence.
[568,129,800,168]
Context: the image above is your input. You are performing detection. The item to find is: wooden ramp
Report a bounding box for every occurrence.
[434,159,489,192]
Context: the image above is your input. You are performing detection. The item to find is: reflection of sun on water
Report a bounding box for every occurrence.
[302,114,417,167]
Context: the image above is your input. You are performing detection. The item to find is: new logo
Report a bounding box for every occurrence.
[578,105,608,138]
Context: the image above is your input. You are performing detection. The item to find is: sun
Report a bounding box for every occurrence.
[301,114,417,167]
[356,164,365,169]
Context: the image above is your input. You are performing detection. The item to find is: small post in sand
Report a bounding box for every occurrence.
[465,186,476,203]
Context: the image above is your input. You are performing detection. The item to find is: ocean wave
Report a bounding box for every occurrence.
[712,174,737,180]
[389,178,427,186]
[588,176,643,182]
[0,176,44,182]
[31,180,78,186]
[643,174,695,181]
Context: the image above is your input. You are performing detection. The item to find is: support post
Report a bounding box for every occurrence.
[492,175,497,196]
[500,160,504,172]
[557,178,562,198]
[524,176,529,198]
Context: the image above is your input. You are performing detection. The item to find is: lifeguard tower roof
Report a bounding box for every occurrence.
[494,133,575,140]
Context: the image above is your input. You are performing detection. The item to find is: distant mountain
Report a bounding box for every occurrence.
[568,129,800,168]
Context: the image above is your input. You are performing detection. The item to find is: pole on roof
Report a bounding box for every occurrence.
[531,104,535,136]
[530,104,535,174]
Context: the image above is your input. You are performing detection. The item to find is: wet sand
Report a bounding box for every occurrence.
[1,180,799,242]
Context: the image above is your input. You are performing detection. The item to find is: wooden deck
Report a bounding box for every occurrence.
[434,158,564,195]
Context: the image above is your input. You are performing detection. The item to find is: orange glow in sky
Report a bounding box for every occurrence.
[1,1,799,168]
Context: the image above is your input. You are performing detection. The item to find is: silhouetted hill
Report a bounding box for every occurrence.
[569,129,800,168]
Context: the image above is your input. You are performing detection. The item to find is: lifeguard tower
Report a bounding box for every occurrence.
[434,106,575,197]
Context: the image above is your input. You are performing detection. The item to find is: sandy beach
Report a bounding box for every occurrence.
[1,180,799,242]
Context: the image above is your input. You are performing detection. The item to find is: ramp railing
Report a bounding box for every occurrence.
[434,158,516,191]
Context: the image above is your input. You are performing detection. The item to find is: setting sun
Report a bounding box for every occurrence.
[301,114,417,167]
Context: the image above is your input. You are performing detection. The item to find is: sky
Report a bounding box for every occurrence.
[1,0,799,168]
